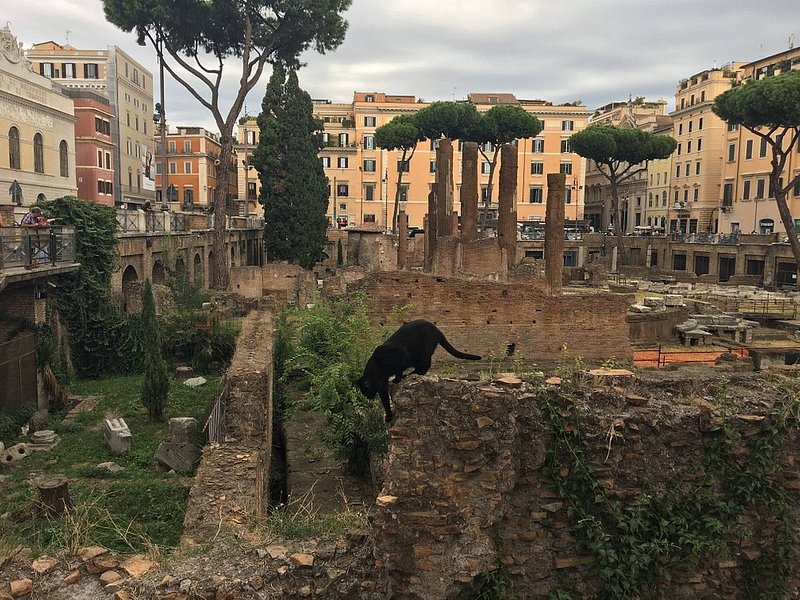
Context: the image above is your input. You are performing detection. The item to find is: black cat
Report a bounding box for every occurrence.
[355,320,481,422]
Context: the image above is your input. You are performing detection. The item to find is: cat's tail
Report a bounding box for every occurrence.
[439,335,481,361]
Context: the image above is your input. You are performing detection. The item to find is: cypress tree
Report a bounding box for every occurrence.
[140,279,170,420]
[252,63,328,269]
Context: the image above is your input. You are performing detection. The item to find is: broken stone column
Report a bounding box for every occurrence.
[425,192,437,271]
[545,173,566,295]
[397,210,409,270]
[460,141,479,242]
[155,417,200,473]
[435,138,454,238]
[497,143,518,270]
[104,418,132,455]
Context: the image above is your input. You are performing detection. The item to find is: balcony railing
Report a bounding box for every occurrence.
[670,231,741,245]
[0,226,76,271]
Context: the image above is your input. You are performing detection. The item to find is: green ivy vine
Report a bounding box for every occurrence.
[537,379,799,599]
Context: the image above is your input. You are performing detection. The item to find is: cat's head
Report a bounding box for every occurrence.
[354,376,377,399]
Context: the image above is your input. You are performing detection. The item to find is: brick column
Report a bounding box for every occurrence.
[435,139,454,238]
[545,173,566,295]
[398,210,408,270]
[460,141,479,242]
[497,144,518,270]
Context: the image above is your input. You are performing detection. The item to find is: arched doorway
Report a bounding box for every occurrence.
[152,260,166,285]
[175,257,187,282]
[122,265,139,313]
[193,253,203,287]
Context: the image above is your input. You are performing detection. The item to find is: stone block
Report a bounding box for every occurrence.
[663,294,685,307]
[155,442,199,473]
[1,443,30,466]
[28,429,60,451]
[104,418,132,455]
[643,297,666,310]
[183,377,207,388]
[629,304,652,313]
[169,417,197,444]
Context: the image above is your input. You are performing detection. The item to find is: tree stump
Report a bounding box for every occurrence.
[36,477,72,516]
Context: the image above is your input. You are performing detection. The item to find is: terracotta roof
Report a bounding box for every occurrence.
[468,93,519,105]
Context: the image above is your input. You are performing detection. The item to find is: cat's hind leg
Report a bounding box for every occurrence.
[378,382,394,423]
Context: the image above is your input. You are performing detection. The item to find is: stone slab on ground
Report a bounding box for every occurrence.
[104,418,132,455]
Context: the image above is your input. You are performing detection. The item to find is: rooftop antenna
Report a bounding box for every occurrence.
[65,29,71,45]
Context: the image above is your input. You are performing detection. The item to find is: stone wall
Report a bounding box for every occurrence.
[374,374,800,599]
[626,306,691,344]
[260,262,318,307]
[350,272,632,363]
[182,309,273,544]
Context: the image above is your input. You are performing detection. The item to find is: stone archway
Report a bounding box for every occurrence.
[193,253,203,287]
[175,257,187,282]
[152,260,166,285]
[208,251,216,289]
[122,264,139,313]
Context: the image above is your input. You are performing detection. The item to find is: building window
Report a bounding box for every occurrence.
[685,163,690,176]
[84,63,99,78]
[169,162,177,174]
[565,188,572,204]
[363,159,376,172]
[756,179,765,199]
[560,138,572,153]
[746,259,765,276]
[673,253,687,270]
[697,138,702,151]
[8,126,20,169]
[677,143,681,155]
[364,116,376,127]
[695,162,701,175]
[397,159,410,172]
[63,62,75,78]
[794,176,800,197]
[184,162,192,174]
[155,163,162,175]
[745,139,753,159]
[33,133,44,173]
[679,123,683,135]
[562,120,574,131]
[689,121,693,133]
[364,184,375,201]
[529,187,543,204]
[337,183,349,197]
[429,160,436,173]
[59,140,69,177]
[168,141,176,153]
[743,180,751,200]
[481,161,491,175]
[182,188,193,207]
[759,137,768,158]
[687,141,692,153]
[530,161,543,175]
[532,138,544,153]
[40,62,54,77]
[321,156,330,168]
[363,135,375,150]
[184,140,192,153]
[684,189,689,203]
[338,133,348,146]
[693,188,699,201]
[338,156,348,168]
[97,150,103,167]
[97,180,104,194]
[363,214,376,223]
[698,116,704,129]
[560,162,573,175]
[723,182,733,206]
[365,95,374,102]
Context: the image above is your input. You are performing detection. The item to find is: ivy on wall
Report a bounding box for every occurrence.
[41,197,142,376]
[537,379,799,599]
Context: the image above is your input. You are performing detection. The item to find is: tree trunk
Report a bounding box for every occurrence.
[478,147,499,236]
[610,182,626,266]
[391,149,408,233]
[36,477,72,516]
[774,188,800,278]
[212,132,233,289]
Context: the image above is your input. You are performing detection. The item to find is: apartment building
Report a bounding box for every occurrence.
[669,63,744,233]
[314,92,590,229]
[583,100,671,233]
[720,48,800,236]
[26,41,154,208]
[646,118,675,232]
[154,127,237,210]
[0,26,77,210]
[233,117,261,216]
[63,90,116,205]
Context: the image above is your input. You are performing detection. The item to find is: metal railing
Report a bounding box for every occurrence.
[670,231,741,245]
[0,226,76,271]
[117,209,140,232]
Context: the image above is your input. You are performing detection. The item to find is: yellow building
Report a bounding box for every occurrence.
[646,118,674,232]
[26,41,154,208]
[719,49,800,235]
[669,63,745,233]
[0,25,76,211]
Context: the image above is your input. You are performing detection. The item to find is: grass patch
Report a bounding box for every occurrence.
[267,506,367,540]
[0,374,220,555]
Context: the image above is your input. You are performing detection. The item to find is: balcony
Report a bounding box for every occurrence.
[0,227,77,273]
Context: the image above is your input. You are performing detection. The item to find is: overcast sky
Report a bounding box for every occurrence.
[6,1,799,132]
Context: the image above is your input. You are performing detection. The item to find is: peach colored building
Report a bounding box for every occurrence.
[719,48,800,236]
[314,92,590,229]
[26,41,154,208]
[154,127,237,210]
[64,90,116,205]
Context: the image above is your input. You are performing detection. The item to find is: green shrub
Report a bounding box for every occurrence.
[159,311,238,373]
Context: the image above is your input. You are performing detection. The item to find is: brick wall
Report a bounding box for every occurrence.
[375,375,800,599]
[182,310,273,544]
[350,272,632,363]
[261,262,317,307]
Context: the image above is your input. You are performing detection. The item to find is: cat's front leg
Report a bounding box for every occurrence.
[393,371,404,384]
[379,382,394,423]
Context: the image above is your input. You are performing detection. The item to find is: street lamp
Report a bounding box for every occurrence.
[143,31,169,211]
